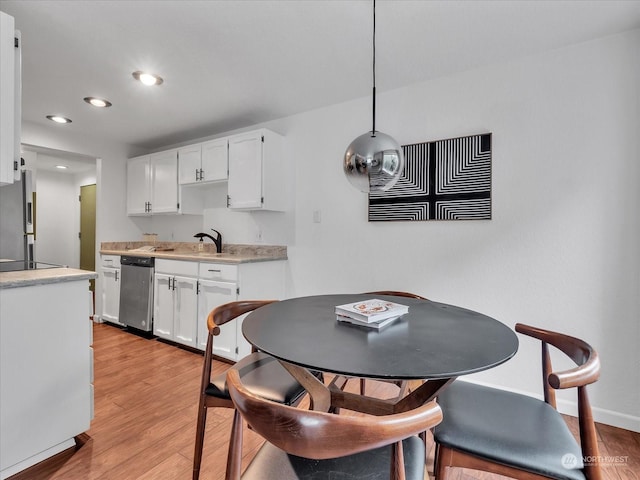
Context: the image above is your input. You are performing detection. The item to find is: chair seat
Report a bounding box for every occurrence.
[241,436,426,480]
[433,381,585,480]
[206,352,308,405]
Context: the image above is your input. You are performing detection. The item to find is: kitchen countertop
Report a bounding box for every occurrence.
[0,268,97,289]
[99,242,287,264]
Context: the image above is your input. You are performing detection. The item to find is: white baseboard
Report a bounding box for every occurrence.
[454,378,640,433]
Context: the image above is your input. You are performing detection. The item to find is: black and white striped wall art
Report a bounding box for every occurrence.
[368,133,492,221]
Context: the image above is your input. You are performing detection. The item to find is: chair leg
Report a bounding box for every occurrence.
[389,440,407,480]
[225,410,243,480]
[360,378,366,396]
[192,403,208,480]
[434,445,451,480]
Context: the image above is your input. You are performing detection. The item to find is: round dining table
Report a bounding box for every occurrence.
[242,293,519,414]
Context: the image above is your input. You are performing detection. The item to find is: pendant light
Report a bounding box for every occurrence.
[343,0,404,193]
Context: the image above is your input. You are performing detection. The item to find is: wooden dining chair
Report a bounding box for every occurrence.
[433,323,602,480]
[225,367,443,480]
[193,300,313,480]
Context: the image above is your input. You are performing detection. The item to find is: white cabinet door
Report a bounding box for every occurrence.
[150,150,178,213]
[126,155,151,215]
[178,144,202,185]
[153,273,174,340]
[101,268,121,325]
[0,12,16,185]
[197,279,237,358]
[228,131,263,209]
[235,313,253,360]
[201,138,228,183]
[173,276,198,347]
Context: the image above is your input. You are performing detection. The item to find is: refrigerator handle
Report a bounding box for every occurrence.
[31,191,36,241]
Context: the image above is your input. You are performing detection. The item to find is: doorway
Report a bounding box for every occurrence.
[80,184,96,291]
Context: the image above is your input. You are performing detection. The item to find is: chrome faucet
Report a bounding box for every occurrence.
[194,229,222,253]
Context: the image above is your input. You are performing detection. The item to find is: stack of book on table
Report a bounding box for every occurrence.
[335,299,409,330]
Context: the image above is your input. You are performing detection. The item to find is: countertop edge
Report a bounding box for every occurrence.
[99,249,287,264]
[0,268,98,289]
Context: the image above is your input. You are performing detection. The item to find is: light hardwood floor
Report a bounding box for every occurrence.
[10,322,640,480]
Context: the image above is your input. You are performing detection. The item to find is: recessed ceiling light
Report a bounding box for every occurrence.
[55,165,68,170]
[46,115,72,124]
[132,71,163,86]
[84,97,112,108]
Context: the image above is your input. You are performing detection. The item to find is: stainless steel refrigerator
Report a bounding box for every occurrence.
[0,169,35,262]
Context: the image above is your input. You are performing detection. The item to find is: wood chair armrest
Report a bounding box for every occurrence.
[549,356,600,389]
[207,300,277,333]
[515,323,600,389]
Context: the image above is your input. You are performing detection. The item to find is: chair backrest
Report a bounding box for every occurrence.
[226,368,442,460]
[365,290,427,300]
[207,300,278,333]
[515,323,601,480]
[200,300,277,396]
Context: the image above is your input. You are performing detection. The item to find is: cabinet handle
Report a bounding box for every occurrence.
[195,168,200,181]
[167,277,172,290]
[196,281,200,295]
[199,168,204,181]
[115,271,119,281]
[172,277,177,290]
[208,269,221,273]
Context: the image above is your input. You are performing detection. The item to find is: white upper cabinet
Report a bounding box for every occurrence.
[127,128,287,214]
[201,138,228,183]
[126,155,151,215]
[179,139,228,185]
[0,12,20,186]
[150,149,179,214]
[127,150,179,215]
[178,144,202,185]
[227,129,287,211]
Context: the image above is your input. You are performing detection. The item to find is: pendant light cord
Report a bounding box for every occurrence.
[372,0,377,136]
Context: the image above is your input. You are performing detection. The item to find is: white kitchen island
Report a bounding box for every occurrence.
[0,267,96,479]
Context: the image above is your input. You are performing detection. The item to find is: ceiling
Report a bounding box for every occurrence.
[22,144,97,174]
[2,0,640,153]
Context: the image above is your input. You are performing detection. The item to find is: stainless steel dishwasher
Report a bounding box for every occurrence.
[119,256,155,332]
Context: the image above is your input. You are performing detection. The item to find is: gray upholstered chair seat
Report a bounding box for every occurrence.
[207,352,309,405]
[434,381,585,480]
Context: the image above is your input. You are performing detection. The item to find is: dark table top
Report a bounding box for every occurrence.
[243,294,519,380]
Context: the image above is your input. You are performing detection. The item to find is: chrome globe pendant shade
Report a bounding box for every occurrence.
[344,0,404,193]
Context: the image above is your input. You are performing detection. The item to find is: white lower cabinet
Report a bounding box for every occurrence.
[100,255,122,326]
[197,260,285,361]
[101,268,121,325]
[149,258,285,360]
[153,260,199,348]
[197,279,237,355]
[153,273,173,338]
[197,262,239,360]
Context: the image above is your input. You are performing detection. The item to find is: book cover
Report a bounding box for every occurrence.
[336,314,402,330]
[334,299,409,323]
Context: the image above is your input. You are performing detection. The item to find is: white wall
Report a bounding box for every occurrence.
[35,169,77,266]
[32,156,97,268]
[262,29,638,429]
